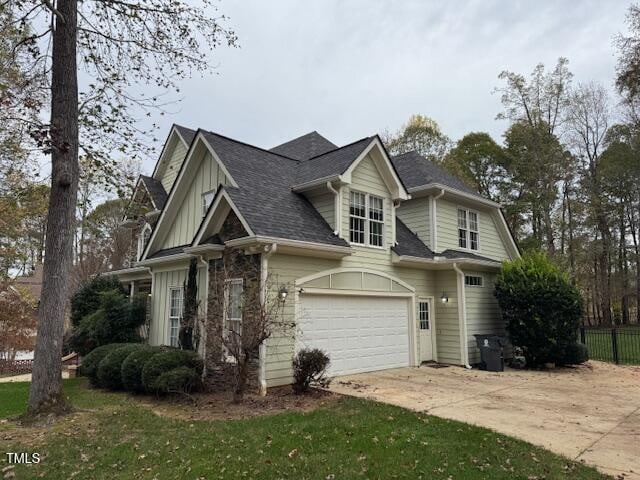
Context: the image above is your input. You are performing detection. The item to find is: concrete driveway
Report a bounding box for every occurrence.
[330,361,640,479]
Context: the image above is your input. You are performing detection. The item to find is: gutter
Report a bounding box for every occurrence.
[225,236,352,255]
[452,262,472,369]
[410,183,501,208]
[291,174,343,192]
[259,243,277,396]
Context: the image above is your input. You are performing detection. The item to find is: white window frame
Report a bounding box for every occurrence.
[168,287,183,347]
[418,300,430,330]
[457,207,480,252]
[137,223,152,261]
[224,278,243,340]
[349,190,385,249]
[464,275,484,287]
[201,189,216,218]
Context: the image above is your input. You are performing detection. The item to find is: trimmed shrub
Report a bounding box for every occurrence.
[121,345,166,393]
[495,251,584,367]
[80,343,125,386]
[292,348,331,394]
[560,342,589,366]
[71,276,126,327]
[97,344,144,390]
[69,291,146,355]
[154,366,200,394]
[141,349,204,394]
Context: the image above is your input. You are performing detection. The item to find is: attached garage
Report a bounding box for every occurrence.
[297,294,412,376]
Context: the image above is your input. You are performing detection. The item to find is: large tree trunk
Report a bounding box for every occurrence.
[27,0,79,416]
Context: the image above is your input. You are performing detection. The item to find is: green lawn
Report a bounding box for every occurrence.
[585,325,640,364]
[0,380,607,480]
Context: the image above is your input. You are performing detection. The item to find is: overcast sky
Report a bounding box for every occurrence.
[141,0,631,173]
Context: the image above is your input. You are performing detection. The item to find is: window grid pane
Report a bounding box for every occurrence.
[465,275,483,287]
[457,209,467,229]
[349,191,367,244]
[226,280,244,338]
[469,211,478,232]
[458,229,467,249]
[169,288,183,347]
[369,220,383,246]
[470,231,479,250]
[419,301,429,330]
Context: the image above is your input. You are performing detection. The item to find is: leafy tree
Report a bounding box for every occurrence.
[443,132,507,200]
[616,5,640,104]
[70,275,126,327]
[383,114,451,162]
[4,0,237,416]
[495,251,584,366]
[0,280,37,361]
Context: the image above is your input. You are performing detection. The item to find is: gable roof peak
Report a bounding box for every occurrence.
[270,131,338,161]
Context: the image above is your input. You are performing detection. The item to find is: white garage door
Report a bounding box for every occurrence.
[297,294,410,376]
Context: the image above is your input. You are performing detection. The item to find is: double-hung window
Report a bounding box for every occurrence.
[201,190,216,218]
[457,208,479,251]
[225,279,243,339]
[349,191,384,247]
[168,287,183,347]
[137,223,152,260]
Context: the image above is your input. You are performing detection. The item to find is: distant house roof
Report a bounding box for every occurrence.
[270,131,337,160]
[140,175,168,210]
[391,150,478,196]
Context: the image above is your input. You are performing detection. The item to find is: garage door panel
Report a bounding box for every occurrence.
[298,294,410,376]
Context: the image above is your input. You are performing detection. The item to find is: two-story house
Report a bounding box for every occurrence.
[109,125,519,392]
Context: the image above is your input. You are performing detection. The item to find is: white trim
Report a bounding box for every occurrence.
[348,190,386,249]
[295,267,416,292]
[201,189,217,219]
[136,252,193,267]
[291,174,343,192]
[495,209,521,259]
[392,254,500,269]
[299,287,413,297]
[151,125,190,181]
[168,286,184,347]
[258,244,276,396]
[341,138,410,200]
[409,183,501,208]
[224,236,353,255]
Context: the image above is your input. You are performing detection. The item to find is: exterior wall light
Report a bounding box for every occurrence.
[278,285,289,302]
[440,292,449,304]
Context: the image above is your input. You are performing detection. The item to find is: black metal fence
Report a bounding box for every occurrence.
[579,326,640,365]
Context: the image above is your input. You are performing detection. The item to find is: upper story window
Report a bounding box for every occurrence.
[202,190,216,218]
[137,223,152,260]
[457,208,479,251]
[349,191,384,247]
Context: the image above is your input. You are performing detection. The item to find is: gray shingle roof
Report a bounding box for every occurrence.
[148,244,188,259]
[391,150,477,195]
[439,249,498,263]
[200,131,348,247]
[140,175,168,210]
[174,124,196,146]
[296,137,373,184]
[270,131,337,160]
[392,218,435,259]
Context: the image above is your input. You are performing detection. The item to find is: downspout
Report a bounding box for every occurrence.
[453,262,472,369]
[432,189,445,252]
[326,181,341,236]
[259,243,277,395]
[392,199,402,246]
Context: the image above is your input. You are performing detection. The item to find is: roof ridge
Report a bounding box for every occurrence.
[302,136,374,162]
[202,129,300,163]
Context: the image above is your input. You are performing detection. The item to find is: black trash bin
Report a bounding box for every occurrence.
[474,334,507,372]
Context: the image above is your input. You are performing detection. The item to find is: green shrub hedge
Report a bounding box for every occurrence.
[71,275,126,327]
[495,251,585,366]
[80,343,126,386]
[141,349,203,394]
[97,344,144,390]
[154,366,200,394]
[121,345,166,393]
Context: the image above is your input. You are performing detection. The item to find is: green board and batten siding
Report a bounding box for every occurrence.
[162,150,228,249]
[159,137,188,191]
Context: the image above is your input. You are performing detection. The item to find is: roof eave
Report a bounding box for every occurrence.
[409,184,500,208]
[225,236,352,259]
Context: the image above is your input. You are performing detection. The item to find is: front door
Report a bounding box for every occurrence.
[418,299,434,362]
